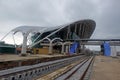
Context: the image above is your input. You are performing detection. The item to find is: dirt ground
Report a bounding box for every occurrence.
[91,55,120,80]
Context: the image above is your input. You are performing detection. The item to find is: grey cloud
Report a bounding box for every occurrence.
[0,0,70,26]
[93,0,120,38]
[64,0,99,20]
[0,0,120,40]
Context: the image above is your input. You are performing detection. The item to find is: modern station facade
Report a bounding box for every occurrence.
[1,19,96,55]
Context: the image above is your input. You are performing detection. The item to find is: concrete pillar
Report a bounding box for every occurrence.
[65,45,68,53]
[49,42,52,54]
[82,45,85,50]
[111,46,117,57]
[61,44,64,54]
[65,44,71,53]
[81,45,85,54]
[68,44,71,53]
[21,33,28,56]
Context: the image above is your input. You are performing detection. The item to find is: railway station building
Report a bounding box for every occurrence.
[1,19,96,55]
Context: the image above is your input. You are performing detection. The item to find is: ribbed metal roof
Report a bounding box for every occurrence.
[11,19,96,38]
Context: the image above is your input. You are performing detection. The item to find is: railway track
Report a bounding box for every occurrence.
[0,55,89,80]
[55,56,94,80]
[38,56,94,80]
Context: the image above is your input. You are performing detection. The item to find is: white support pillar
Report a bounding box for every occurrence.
[21,33,28,56]
[49,42,52,54]
[68,44,71,53]
[111,46,117,57]
[61,44,64,54]
[65,45,69,53]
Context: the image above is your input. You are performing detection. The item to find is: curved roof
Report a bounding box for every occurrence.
[11,19,96,39]
[10,19,96,48]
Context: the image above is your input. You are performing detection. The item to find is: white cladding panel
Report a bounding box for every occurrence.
[111,46,117,56]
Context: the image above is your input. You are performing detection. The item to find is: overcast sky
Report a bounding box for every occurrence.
[0,0,120,50]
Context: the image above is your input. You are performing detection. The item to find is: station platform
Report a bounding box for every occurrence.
[91,55,120,80]
[0,54,65,62]
[0,54,68,70]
